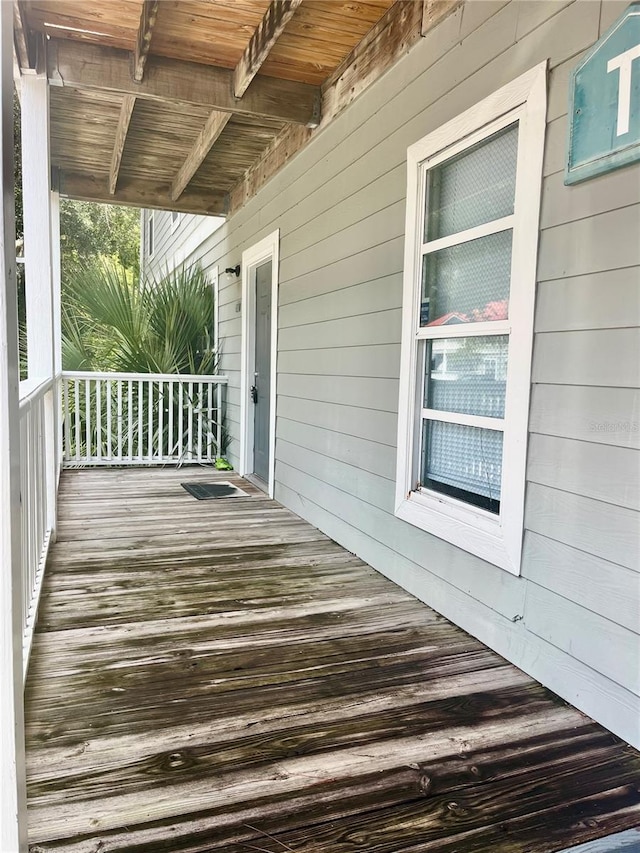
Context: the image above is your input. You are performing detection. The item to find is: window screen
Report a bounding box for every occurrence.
[417,123,518,514]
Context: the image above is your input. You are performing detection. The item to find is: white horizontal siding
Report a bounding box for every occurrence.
[530,385,640,448]
[522,532,640,633]
[535,267,640,332]
[525,483,640,571]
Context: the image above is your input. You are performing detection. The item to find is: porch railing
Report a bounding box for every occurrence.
[61,371,228,467]
[19,376,56,672]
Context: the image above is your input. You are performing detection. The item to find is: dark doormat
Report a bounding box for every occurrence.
[181,482,250,500]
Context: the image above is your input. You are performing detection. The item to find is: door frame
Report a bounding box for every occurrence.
[239,229,279,497]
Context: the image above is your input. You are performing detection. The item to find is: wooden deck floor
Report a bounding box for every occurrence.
[26,467,640,853]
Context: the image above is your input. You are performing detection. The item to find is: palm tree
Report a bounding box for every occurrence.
[62,259,227,462]
[62,260,216,375]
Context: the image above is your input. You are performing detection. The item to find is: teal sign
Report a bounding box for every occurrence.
[566,3,640,184]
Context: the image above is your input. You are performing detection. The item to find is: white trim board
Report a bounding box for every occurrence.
[147,210,155,259]
[240,229,280,498]
[212,265,220,356]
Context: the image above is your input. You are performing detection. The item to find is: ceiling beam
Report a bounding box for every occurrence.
[170,111,232,202]
[421,0,464,35]
[108,94,136,195]
[13,2,32,70]
[233,0,303,99]
[47,39,321,126]
[132,0,159,83]
[59,172,229,217]
[231,0,455,215]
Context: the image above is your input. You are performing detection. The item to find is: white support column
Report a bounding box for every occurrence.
[21,69,54,382]
[51,188,61,377]
[21,64,58,536]
[0,2,28,849]
[50,188,62,493]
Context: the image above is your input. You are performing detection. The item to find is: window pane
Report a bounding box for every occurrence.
[420,230,511,326]
[424,336,507,418]
[425,124,518,242]
[421,420,502,513]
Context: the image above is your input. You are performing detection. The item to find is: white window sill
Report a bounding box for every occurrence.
[394,492,521,576]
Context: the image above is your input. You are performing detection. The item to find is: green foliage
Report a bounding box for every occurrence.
[62,260,226,463]
[14,92,27,378]
[13,92,22,241]
[214,457,233,470]
[60,200,140,280]
[62,259,217,376]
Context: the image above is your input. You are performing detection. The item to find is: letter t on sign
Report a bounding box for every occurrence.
[607,42,640,136]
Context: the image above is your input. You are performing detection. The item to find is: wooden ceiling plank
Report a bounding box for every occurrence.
[108,94,136,195]
[230,0,442,214]
[132,0,159,82]
[47,39,320,126]
[59,171,229,217]
[233,0,303,99]
[170,110,232,201]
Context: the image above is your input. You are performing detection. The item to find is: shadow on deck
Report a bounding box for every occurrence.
[25,468,640,852]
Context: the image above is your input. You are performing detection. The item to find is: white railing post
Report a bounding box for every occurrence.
[1,2,28,847]
[216,381,223,458]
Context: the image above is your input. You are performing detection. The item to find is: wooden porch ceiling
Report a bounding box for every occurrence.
[15,0,409,217]
[24,466,640,851]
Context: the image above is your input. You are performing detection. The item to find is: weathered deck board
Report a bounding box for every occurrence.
[25,467,640,852]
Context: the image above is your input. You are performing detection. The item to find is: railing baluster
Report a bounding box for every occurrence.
[117,380,123,461]
[106,379,112,461]
[20,411,27,626]
[148,379,153,461]
[128,380,133,461]
[207,382,213,460]
[74,379,80,461]
[27,407,34,615]
[63,376,70,461]
[36,401,44,586]
[138,379,143,462]
[158,380,164,461]
[178,382,184,462]
[187,381,193,461]
[96,378,102,463]
[197,382,203,462]
[85,379,91,463]
[168,381,174,461]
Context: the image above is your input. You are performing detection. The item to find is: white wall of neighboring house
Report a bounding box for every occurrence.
[141,210,224,278]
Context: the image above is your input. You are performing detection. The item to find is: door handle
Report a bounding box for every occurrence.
[250,385,258,404]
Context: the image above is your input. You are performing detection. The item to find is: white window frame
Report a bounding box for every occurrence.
[395,62,547,576]
[147,211,155,259]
